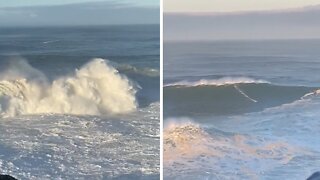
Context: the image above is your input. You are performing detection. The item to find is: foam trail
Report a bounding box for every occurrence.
[234,85,258,103]
[165,77,269,87]
[0,58,137,117]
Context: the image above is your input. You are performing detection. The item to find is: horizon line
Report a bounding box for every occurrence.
[164,3,320,15]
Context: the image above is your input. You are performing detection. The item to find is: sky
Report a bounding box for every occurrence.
[165,0,320,12]
[164,1,320,41]
[0,0,159,26]
[0,0,159,8]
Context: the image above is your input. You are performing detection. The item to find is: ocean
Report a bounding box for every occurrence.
[0,25,160,179]
[164,40,320,179]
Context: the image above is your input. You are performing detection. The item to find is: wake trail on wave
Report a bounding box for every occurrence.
[234,85,258,103]
[0,58,137,117]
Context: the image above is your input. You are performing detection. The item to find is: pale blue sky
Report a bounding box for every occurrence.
[0,0,158,8]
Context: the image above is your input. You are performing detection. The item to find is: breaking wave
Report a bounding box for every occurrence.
[0,58,137,117]
[164,80,318,117]
[164,77,268,87]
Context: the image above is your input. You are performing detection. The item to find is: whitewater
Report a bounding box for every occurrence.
[0,58,137,117]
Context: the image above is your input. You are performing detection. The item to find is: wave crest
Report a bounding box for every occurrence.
[0,58,137,117]
[165,77,269,87]
[301,89,320,99]
[117,64,159,77]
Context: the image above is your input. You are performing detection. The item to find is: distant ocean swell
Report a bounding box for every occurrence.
[0,58,140,117]
[164,77,319,117]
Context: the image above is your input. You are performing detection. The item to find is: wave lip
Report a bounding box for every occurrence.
[0,58,137,117]
[164,77,269,87]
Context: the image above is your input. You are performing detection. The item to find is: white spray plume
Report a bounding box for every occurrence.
[0,58,137,117]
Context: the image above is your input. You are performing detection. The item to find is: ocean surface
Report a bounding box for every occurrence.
[0,25,160,179]
[164,40,320,179]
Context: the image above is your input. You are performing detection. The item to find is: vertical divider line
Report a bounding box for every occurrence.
[160,0,164,179]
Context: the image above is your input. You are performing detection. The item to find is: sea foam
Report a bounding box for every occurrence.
[0,58,137,117]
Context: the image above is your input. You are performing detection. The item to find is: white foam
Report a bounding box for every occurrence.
[301,89,320,99]
[0,58,137,117]
[165,77,269,87]
[164,118,304,178]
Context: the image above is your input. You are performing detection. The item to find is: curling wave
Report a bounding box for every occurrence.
[164,81,318,117]
[0,58,137,117]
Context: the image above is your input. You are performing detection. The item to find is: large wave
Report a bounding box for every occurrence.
[164,81,318,117]
[0,58,137,117]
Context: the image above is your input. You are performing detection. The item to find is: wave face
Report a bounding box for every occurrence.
[164,80,317,117]
[0,58,137,117]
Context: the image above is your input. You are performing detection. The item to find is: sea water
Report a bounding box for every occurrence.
[164,40,320,179]
[0,25,159,179]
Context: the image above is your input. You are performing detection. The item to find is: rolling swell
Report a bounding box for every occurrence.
[164,82,318,118]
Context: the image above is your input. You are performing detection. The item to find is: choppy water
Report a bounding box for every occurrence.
[164,40,320,179]
[0,25,160,179]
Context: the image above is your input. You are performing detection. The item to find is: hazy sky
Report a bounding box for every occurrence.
[0,1,159,26]
[0,0,158,8]
[164,5,320,41]
[165,0,320,12]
